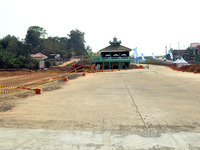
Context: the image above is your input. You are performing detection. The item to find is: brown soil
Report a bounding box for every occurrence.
[57,59,78,67]
[174,64,200,73]
[0,68,81,112]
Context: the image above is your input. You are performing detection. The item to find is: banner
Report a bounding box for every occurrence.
[133,48,137,59]
[152,53,156,60]
[39,60,44,69]
[169,51,173,61]
[133,48,139,60]
[141,53,146,62]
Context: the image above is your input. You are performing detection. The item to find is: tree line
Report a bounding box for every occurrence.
[0,26,92,69]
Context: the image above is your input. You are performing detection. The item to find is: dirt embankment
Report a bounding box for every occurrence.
[0,70,81,112]
[0,58,93,112]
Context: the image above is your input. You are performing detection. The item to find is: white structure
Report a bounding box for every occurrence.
[174,57,188,68]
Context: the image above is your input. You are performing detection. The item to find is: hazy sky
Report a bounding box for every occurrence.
[1,0,200,56]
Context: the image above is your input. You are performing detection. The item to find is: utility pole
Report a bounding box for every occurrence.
[165,45,167,55]
[178,42,180,49]
[169,43,172,50]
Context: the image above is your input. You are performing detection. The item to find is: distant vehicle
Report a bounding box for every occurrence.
[49,54,61,61]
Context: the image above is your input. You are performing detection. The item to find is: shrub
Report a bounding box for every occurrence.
[45,59,52,68]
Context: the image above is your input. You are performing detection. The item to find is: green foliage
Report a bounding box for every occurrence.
[27,26,47,39]
[186,47,193,55]
[42,36,68,56]
[0,43,39,69]
[25,29,41,48]
[14,56,26,68]
[30,59,39,70]
[57,50,68,58]
[0,47,15,68]
[67,29,86,55]
[0,35,11,49]
[45,59,52,68]
[86,45,93,57]
[0,35,24,56]
[25,26,47,53]
[145,58,157,64]
[0,26,91,69]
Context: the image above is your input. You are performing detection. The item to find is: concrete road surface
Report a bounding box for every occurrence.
[0,65,200,149]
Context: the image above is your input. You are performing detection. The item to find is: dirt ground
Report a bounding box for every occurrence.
[0,72,81,112]
[0,65,200,149]
[57,59,78,67]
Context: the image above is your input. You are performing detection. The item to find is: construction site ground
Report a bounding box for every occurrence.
[0,65,200,149]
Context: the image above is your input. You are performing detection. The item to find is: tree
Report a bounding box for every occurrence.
[86,45,93,57]
[45,59,52,68]
[67,29,86,55]
[14,55,26,68]
[57,50,68,59]
[0,47,15,68]
[42,37,68,56]
[7,37,24,56]
[25,26,47,53]
[27,26,47,38]
[0,35,12,49]
[0,35,26,57]
[0,27,91,69]
[66,48,76,58]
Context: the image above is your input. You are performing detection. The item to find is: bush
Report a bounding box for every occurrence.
[145,58,157,64]
[27,59,39,70]
[14,56,26,68]
[45,59,52,68]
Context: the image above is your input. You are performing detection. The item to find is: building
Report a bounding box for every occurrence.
[92,52,99,57]
[31,53,48,60]
[173,49,186,55]
[171,49,190,61]
[91,37,131,69]
[190,43,200,62]
[31,53,48,69]
[190,43,200,55]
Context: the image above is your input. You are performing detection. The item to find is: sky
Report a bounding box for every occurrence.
[1,0,200,56]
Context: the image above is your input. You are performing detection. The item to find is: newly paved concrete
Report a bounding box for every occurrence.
[0,128,200,149]
[0,65,200,149]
